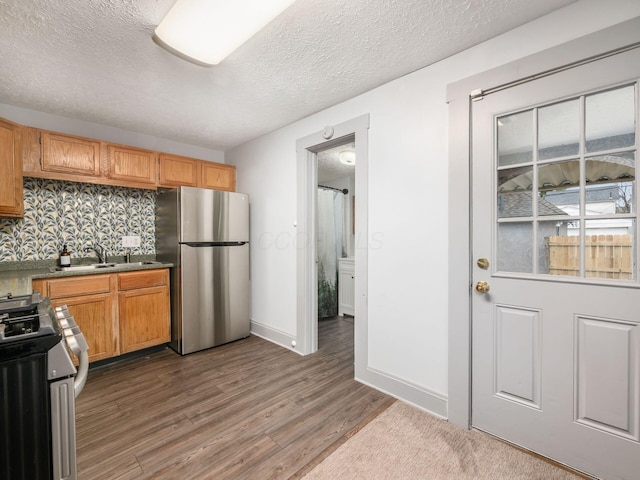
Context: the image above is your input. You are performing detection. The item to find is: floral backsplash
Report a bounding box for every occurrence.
[0,178,156,262]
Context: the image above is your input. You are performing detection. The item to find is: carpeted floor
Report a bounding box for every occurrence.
[302,401,585,480]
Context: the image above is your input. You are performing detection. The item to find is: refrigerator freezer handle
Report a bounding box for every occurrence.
[179,241,248,247]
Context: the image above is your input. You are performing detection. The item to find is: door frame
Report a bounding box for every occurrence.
[447,17,640,429]
[296,115,370,356]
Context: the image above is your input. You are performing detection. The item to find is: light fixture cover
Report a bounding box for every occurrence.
[339,150,356,165]
[154,0,297,66]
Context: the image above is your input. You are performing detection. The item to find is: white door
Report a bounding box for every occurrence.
[472,46,640,480]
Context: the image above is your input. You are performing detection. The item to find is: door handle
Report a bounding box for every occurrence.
[475,281,490,294]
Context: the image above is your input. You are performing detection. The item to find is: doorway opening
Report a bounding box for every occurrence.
[317,140,355,346]
[295,115,369,360]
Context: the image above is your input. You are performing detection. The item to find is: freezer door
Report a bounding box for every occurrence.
[179,187,249,243]
[180,243,250,354]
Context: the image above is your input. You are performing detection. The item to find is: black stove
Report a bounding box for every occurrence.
[0,292,57,342]
[0,293,62,364]
[0,291,87,480]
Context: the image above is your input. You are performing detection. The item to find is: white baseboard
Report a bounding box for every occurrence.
[250,320,302,355]
[356,366,448,419]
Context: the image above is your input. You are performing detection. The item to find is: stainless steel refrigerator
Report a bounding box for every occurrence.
[156,186,250,355]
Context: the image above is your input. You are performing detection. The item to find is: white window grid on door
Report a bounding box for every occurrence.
[493,80,639,283]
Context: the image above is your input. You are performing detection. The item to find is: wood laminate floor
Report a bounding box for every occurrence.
[76,316,393,479]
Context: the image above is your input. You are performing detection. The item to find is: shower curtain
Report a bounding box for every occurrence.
[317,188,345,317]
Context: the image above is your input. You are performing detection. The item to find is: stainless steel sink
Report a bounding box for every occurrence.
[50,263,116,272]
[50,261,160,272]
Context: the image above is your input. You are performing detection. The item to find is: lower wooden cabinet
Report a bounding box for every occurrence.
[32,269,170,363]
[56,292,117,363]
[118,270,170,354]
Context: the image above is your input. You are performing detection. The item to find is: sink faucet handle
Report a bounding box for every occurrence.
[88,245,108,263]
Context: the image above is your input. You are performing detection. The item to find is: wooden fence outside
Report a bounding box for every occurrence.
[547,234,633,279]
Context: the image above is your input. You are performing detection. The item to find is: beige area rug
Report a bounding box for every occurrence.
[302,402,584,480]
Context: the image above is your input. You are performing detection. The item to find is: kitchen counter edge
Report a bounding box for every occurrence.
[0,262,174,297]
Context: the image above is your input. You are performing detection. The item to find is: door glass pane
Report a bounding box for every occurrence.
[539,220,580,276]
[498,165,533,218]
[538,99,580,160]
[585,152,635,215]
[498,222,533,273]
[585,219,635,280]
[537,160,580,216]
[498,110,533,166]
[495,82,638,282]
[585,85,636,153]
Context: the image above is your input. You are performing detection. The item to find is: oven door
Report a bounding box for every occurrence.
[50,376,77,480]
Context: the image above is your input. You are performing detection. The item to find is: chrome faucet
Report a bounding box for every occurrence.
[89,245,108,264]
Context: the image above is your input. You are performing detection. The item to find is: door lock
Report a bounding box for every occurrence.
[476,258,489,270]
[475,281,490,294]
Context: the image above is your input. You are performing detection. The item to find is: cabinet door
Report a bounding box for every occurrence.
[200,161,236,191]
[118,269,170,353]
[41,132,101,177]
[158,153,199,187]
[108,144,157,186]
[338,268,355,316]
[118,285,170,353]
[0,118,23,217]
[55,293,118,363]
[34,275,118,363]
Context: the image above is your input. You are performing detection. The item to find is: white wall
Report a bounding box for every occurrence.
[227,0,640,415]
[0,103,225,163]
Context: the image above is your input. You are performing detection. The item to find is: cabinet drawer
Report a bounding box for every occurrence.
[47,274,112,299]
[118,269,168,291]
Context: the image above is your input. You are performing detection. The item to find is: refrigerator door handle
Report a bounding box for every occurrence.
[179,241,248,247]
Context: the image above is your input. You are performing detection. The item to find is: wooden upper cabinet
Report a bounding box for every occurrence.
[19,122,236,191]
[201,161,236,191]
[41,132,101,177]
[158,153,199,187]
[108,144,157,187]
[0,118,24,217]
[158,154,236,191]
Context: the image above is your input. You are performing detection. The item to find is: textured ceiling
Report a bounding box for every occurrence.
[318,141,355,184]
[0,0,575,151]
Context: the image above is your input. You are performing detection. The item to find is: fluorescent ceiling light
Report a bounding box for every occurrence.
[154,0,297,67]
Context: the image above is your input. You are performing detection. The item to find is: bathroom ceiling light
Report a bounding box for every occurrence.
[154,0,297,67]
[339,150,356,165]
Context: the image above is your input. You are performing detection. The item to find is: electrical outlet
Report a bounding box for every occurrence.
[122,236,141,248]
